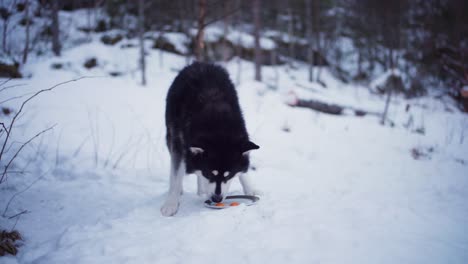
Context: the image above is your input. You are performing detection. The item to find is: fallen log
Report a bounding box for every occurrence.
[296,99,343,115]
[286,91,381,117]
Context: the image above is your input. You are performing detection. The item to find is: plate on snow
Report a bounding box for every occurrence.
[204,195,260,209]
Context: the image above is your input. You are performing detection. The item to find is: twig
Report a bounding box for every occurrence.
[72,134,91,158]
[8,210,29,219]
[0,94,28,105]
[0,83,27,94]
[87,108,100,167]
[55,127,63,167]
[2,169,50,217]
[3,170,30,175]
[0,77,97,164]
[0,78,12,89]
[0,125,56,184]
[0,122,8,135]
[202,5,241,28]
[11,212,22,231]
[0,77,101,184]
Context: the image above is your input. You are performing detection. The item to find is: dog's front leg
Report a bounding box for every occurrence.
[197,173,207,196]
[239,173,262,196]
[161,160,185,216]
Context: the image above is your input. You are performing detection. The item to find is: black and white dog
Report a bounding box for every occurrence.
[161,62,260,216]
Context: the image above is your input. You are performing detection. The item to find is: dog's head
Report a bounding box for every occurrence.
[189,140,259,202]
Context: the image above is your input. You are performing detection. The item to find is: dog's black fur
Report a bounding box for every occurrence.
[166,62,259,185]
[162,62,259,215]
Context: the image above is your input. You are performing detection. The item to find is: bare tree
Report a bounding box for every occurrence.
[306,0,313,82]
[380,1,405,125]
[51,0,61,56]
[222,0,231,64]
[22,0,31,64]
[235,0,242,85]
[138,0,146,86]
[286,2,295,70]
[253,0,262,81]
[0,3,12,54]
[195,0,207,61]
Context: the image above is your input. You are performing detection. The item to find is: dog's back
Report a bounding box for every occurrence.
[165,62,249,161]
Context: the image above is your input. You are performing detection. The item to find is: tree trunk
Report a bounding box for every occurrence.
[287,5,294,69]
[316,33,324,82]
[381,81,393,125]
[51,0,61,56]
[381,47,394,125]
[2,17,8,53]
[312,0,320,82]
[357,48,362,76]
[306,0,313,82]
[195,0,207,62]
[22,0,30,64]
[222,0,230,64]
[253,0,262,82]
[178,0,191,65]
[138,0,146,86]
[235,0,242,85]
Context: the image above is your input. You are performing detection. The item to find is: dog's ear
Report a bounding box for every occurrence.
[241,141,259,156]
[189,147,204,155]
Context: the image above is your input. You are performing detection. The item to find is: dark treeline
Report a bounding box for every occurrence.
[2,0,467,103]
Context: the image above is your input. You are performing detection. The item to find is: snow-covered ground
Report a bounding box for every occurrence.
[1,34,468,264]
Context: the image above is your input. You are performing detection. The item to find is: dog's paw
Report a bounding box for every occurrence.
[160,200,179,216]
[244,188,263,196]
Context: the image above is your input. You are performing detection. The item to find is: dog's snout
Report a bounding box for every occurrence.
[211,194,223,203]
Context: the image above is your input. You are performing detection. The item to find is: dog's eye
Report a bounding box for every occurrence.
[224,171,230,177]
[212,170,218,176]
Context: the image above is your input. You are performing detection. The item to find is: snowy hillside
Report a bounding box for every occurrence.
[0,36,467,263]
[1,5,468,264]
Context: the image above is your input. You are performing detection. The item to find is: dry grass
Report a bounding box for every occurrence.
[0,230,22,256]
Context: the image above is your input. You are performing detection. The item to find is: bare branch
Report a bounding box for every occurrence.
[0,83,27,94]
[0,94,28,105]
[8,210,29,219]
[202,5,241,28]
[2,169,50,217]
[0,78,12,87]
[0,122,8,135]
[0,76,97,164]
[1,124,56,184]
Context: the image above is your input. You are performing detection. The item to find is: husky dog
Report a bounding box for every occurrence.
[161,62,260,216]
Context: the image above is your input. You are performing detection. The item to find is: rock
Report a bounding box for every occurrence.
[120,43,136,49]
[0,62,21,78]
[236,45,284,66]
[153,36,185,55]
[406,78,426,98]
[2,107,11,116]
[19,17,33,26]
[84,58,97,69]
[109,71,123,77]
[376,74,406,94]
[51,63,63,69]
[16,3,26,12]
[272,37,328,65]
[101,33,123,45]
[95,20,107,33]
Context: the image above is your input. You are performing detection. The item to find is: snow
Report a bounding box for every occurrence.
[190,25,277,50]
[227,30,276,50]
[369,69,404,91]
[1,13,468,264]
[162,32,190,54]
